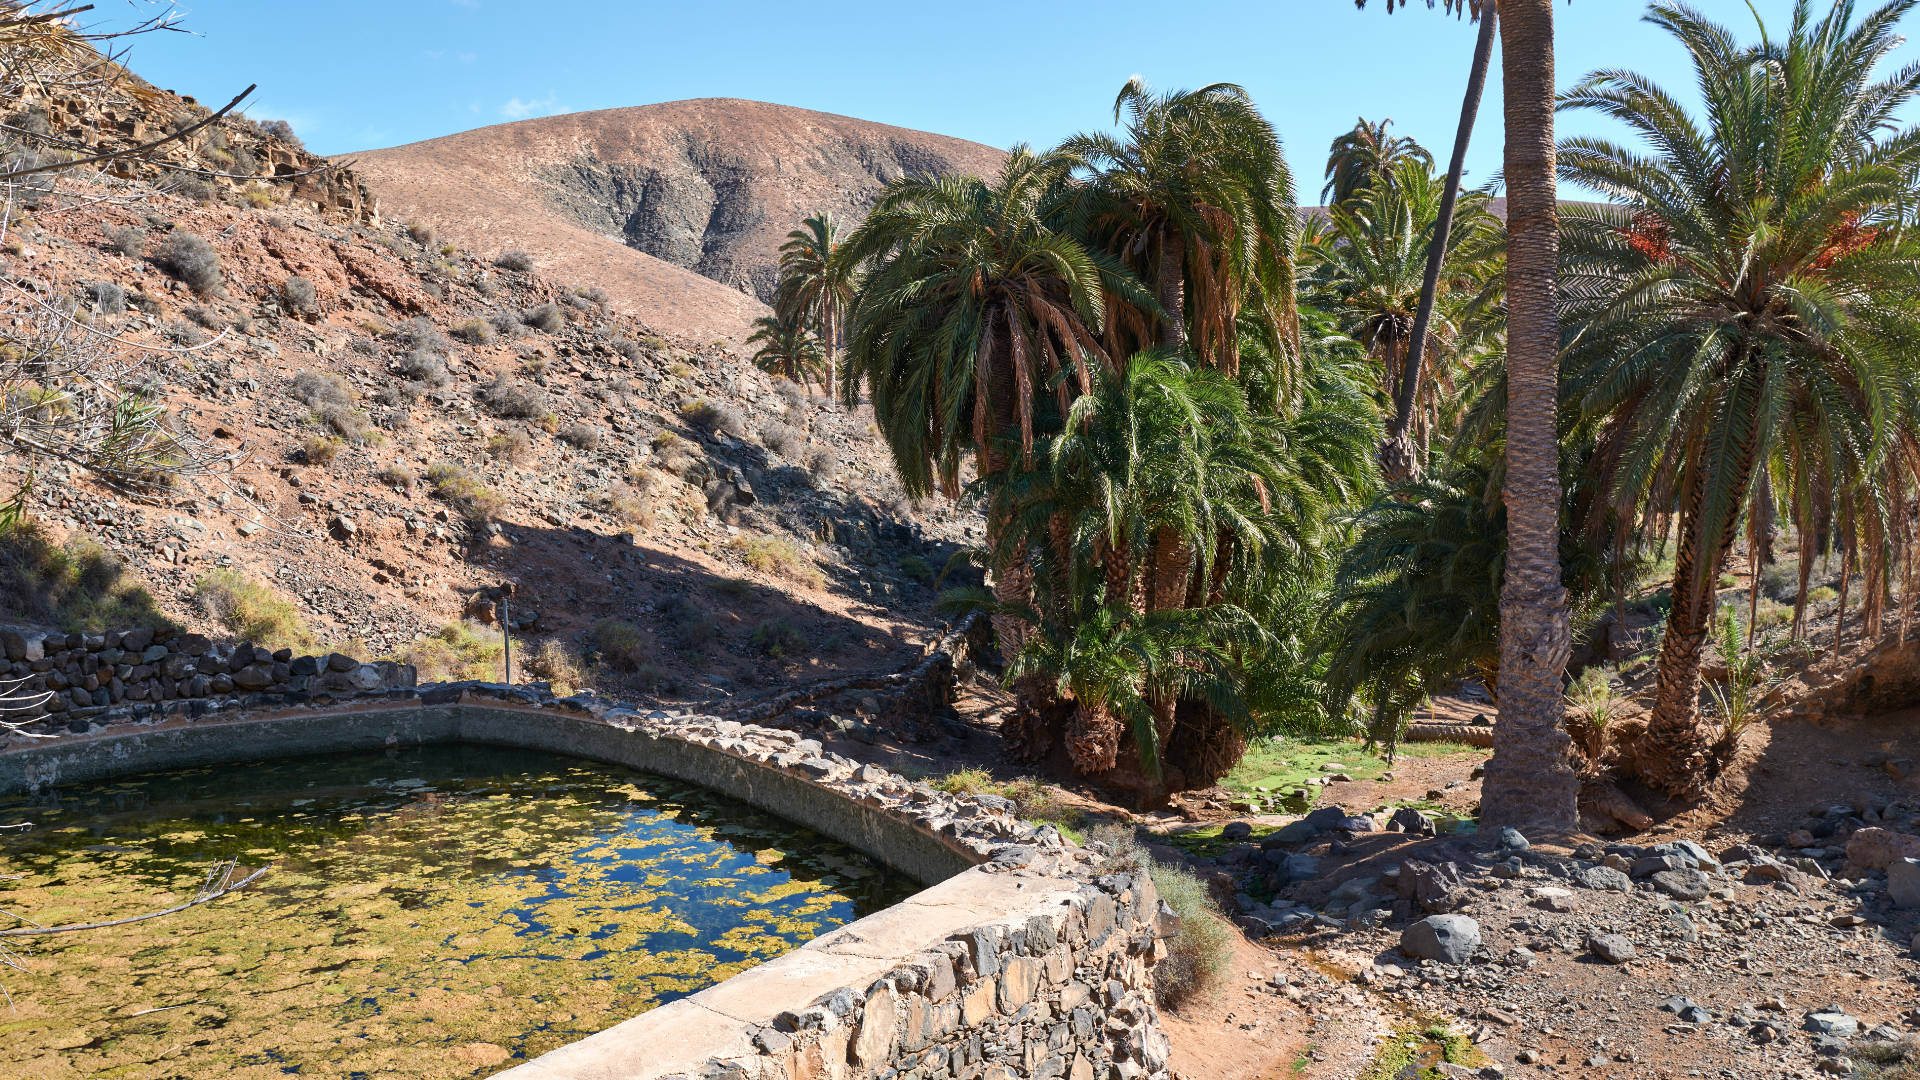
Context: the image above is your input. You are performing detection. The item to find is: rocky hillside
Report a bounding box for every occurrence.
[348,100,1007,337]
[2,84,983,710]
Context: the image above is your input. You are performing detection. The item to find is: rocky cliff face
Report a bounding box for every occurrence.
[349,100,1006,332]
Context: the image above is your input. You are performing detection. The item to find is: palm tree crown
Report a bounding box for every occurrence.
[1321,117,1434,206]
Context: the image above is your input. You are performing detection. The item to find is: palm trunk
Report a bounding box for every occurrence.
[1480,0,1579,835]
[1156,224,1187,353]
[1636,424,1761,797]
[1382,3,1497,484]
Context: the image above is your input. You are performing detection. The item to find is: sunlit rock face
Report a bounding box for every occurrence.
[0,745,913,1078]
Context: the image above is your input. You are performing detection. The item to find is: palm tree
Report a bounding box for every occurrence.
[1302,158,1502,473]
[1558,0,1920,798]
[1322,117,1434,207]
[1387,6,1499,483]
[841,148,1131,658]
[1357,0,1578,834]
[1058,79,1300,385]
[745,312,829,391]
[776,212,857,370]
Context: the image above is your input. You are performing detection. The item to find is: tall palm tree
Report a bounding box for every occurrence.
[745,312,828,391]
[1322,117,1434,207]
[1558,0,1920,798]
[1357,0,1579,833]
[1387,6,1499,483]
[776,212,857,369]
[1302,158,1502,472]
[1058,79,1300,386]
[841,148,1132,658]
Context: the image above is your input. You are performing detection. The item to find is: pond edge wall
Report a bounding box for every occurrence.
[0,684,1175,1080]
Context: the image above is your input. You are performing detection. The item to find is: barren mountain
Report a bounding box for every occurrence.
[347,100,1007,342]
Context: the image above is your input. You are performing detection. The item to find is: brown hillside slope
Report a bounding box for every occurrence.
[347,99,1008,342]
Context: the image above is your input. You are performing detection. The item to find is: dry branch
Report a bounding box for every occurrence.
[0,859,266,937]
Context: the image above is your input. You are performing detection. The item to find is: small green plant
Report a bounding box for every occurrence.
[377,463,415,488]
[1805,585,1839,606]
[194,569,312,651]
[591,618,650,672]
[0,522,170,631]
[301,434,343,466]
[1564,666,1624,767]
[897,555,934,584]
[1085,823,1232,1011]
[751,617,808,658]
[486,430,533,463]
[1707,609,1772,754]
[711,577,756,600]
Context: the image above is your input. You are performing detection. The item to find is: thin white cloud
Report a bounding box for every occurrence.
[500,93,561,120]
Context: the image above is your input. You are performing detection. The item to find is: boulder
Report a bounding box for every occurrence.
[1398,859,1466,913]
[1845,828,1920,872]
[1400,914,1480,965]
[1574,865,1632,893]
[1650,868,1712,901]
[1889,858,1920,909]
[1587,933,1636,964]
[1387,806,1435,836]
[1221,821,1253,842]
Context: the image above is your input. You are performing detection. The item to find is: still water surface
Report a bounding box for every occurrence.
[0,745,914,1079]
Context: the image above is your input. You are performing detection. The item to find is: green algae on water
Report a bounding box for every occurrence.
[0,745,914,1080]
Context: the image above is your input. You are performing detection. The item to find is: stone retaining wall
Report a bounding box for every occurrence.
[0,626,412,729]
[0,683,1174,1080]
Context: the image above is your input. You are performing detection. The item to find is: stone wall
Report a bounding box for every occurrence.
[0,626,414,730]
[0,683,1175,1080]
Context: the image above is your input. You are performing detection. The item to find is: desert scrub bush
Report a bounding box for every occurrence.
[591,618,651,672]
[0,523,170,631]
[407,220,437,246]
[291,369,352,407]
[105,225,145,258]
[666,361,694,379]
[155,230,222,295]
[494,249,535,272]
[727,535,825,587]
[167,320,208,347]
[558,422,602,451]
[897,554,933,584]
[377,462,415,488]
[424,462,503,523]
[398,348,450,388]
[659,595,721,654]
[280,274,318,317]
[606,488,654,528]
[301,434,343,466]
[481,375,549,419]
[805,445,840,485]
[1086,823,1232,1011]
[1806,585,1839,606]
[396,622,502,682]
[487,310,523,339]
[520,354,550,376]
[758,421,803,459]
[574,284,609,306]
[1759,564,1800,603]
[396,316,450,355]
[486,430,534,463]
[242,184,282,208]
[451,317,493,345]
[260,118,303,147]
[751,617,808,659]
[194,568,313,651]
[524,638,583,695]
[184,305,223,330]
[84,280,125,314]
[680,398,746,438]
[773,378,806,410]
[613,338,645,362]
[522,303,565,332]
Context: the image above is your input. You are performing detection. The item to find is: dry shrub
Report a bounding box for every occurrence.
[482,376,548,419]
[751,617,808,658]
[1086,823,1233,1012]
[399,349,450,388]
[155,230,221,295]
[494,249,535,272]
[680,398,745,437]
[425,462,503,523]
[397,622,503,682]
[522,303,565,332]
[194,568,313,651]
[524,638,583,695]
[758,421,803,459]
[727,535,825,588]
[451,317,493,345]
[805,445,840,485]
[281,275,318,316]
[301,435,342,466]
[558,422,602,451]
[486,430,534,463]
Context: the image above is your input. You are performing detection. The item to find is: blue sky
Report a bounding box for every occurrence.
[97,1,1920,198]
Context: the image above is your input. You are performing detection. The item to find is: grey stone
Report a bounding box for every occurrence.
[1498,827,1529,852]
[119,628,154,652]
[1220,821,1253,842]
[325,652,357,672]
[1889,857,1920,908]
[1804,1011,1859,1036]
[1650,868,1711,901]
[1282,854,1320,882]
[1387,806,1435,836]
[1401,914,1480,965]
[1587,934,1636,963]
[1574,865,1631,893]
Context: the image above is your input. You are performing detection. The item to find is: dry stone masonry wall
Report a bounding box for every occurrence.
[1,625,413,729]
[0,682,1175,1080]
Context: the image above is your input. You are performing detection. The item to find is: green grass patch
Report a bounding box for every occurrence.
[1161,822,1279,860]
[194,569,312,651]
[394,622,503,682]
[1,523,172,632]
[1216,735,1487,812]
[1361,1023,1486,1080]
